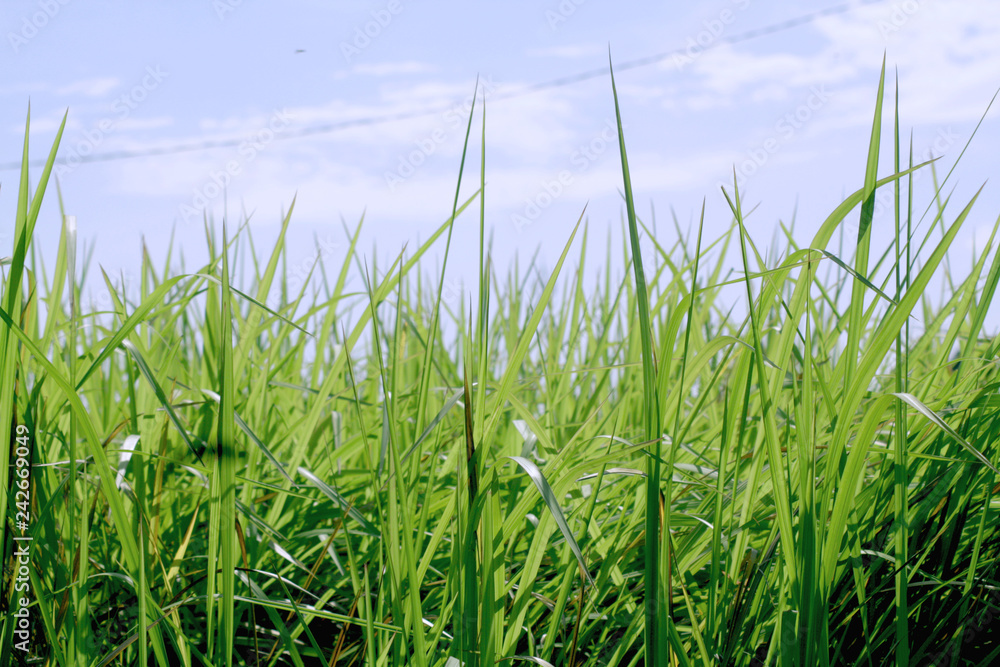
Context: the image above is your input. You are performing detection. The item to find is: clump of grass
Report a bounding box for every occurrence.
[2,68,1000,666]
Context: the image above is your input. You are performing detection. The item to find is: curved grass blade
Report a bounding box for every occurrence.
[75,273,186,389]
[507,456,593,587]
[814,249,896,305]
[892,392,999,474]
[296,466,380,536]
[122,339,203,464]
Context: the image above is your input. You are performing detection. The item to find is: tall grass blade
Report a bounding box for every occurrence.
[609,54,666,665]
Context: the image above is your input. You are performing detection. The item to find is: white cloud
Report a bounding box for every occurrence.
[684,46,857,100]
[14,108,81,135]
[55,78,121,97]
[671,0,1000,126]
[116,116,174,132]
[57,0,1000,260]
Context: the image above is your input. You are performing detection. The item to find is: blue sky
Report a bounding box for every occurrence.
[3,0,999,314]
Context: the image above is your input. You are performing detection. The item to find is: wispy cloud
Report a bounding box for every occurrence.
[55,77,121,97]
[668,0,1000,124]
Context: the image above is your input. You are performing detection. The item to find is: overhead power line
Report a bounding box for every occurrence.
[1,0,881,172]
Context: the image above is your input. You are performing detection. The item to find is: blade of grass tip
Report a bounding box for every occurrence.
[262,192,480,535]
[311,215,364,388]
[912,86,999,231]
[845,55,886,393]
[480,211,583,448]
[721,176,799,604]
[609,52,666,665]
[414,78,479,435]
[820,187,983,594]
[472,93,500,667]
[232,197,296,381]
[0,108,66,576]
[77,272,187,389]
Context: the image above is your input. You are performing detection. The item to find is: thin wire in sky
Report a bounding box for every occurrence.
[0,1,881,172]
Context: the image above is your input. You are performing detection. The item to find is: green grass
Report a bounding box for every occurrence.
[3,71,1000,666]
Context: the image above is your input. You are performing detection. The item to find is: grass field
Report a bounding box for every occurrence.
[2,62,1000,666]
